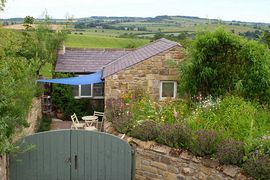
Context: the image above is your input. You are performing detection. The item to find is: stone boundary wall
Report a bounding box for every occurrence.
[0,97,42,180]
[104,121,250,180]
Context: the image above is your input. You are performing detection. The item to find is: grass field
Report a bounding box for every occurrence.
[73,29,148,37]
[116,22,256,33]
[65,34,150,48]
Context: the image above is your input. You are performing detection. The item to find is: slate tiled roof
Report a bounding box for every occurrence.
[55,49,129,73]
[102,38,180,78]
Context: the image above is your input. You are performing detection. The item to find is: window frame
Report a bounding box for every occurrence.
[159,81,177,100]
[92,83,105,99]
[73,75,104,99]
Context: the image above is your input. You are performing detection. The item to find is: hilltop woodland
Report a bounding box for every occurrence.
[0,17,65,154]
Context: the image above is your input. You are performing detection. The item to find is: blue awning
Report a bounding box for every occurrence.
[37,71,103,85]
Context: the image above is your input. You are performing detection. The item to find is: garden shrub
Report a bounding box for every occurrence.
[129,120,159,141]
[188,96,270,143]
[52,75,104,120]
[179,28,270,104]
[105,98,127,121]
[243,153,270,179]
[38,116,52,132]
[217,139,244,165]
[111,113,133,134]
[191,129,220,156]
[246,138,270,157]
[156,123,192,148]
[0,25,64,154]
[123,91,192,124]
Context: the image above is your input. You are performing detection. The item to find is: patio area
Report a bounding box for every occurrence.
[50,118,72,130]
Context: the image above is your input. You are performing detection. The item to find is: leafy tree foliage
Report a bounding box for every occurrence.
[0,20,65,154]
[179,28,270,104]
[23,16,35,30]
[262,30,270,48]
[0,29,36,154]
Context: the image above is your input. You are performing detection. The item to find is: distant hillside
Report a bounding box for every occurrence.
[2,15,269,45]
[2,15,270,26]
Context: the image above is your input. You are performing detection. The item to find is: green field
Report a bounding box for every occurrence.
[116,22,256,33]
[65,34,150,48]
[73,29,148,37]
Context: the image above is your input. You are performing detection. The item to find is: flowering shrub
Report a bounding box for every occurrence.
[105,98,127,121]
[129,120,159,141]
[111,113,133,134]
[107,93,270,179]
[217,139,244,165]
[188,96,269,142]
[191,129,220,156]
[156,123,192,148]
[243,153,270,179]
[129,96,191,124]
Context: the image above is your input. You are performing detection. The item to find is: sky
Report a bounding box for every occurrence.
[1,0,270,23]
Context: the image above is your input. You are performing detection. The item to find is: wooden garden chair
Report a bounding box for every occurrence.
[93,111,105,131]
[71,113,85,129]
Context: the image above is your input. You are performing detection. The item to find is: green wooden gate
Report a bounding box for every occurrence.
[9,130,134,180]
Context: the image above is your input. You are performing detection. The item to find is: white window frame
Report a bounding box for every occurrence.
[159,81,177,100]
[74,84,93,99]
[74,75,104,99]
[74,75,93,99]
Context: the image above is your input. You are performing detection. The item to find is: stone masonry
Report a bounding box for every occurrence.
[104,46,185,104]
[0,97,42,180]
[104,121,250,180]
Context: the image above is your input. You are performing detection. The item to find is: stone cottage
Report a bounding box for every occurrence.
[55,38,185,108]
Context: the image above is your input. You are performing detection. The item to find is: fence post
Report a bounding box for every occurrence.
[130,144,136,180]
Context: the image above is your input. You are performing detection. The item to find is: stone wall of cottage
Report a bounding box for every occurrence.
[0,97,42,180]
[104,46,184,104]
[104,121,249,180]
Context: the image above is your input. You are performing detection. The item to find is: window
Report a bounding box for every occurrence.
[73,83,104,99]
[81,84,92,97]
[93,83,104,97]
[160,81,177,100]
[72,74,104,99]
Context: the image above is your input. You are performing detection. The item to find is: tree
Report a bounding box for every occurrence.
[0,20,66,154]
[261,30,270,48]
[23,16,35,30]
[0,0,6,11]
[179,28,270,104]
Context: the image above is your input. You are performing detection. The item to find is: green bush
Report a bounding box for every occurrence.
[217,139,244,165]
[125,93,192,124]
[179,28,270,104]
[188,96,270,142]
[0,24,65,154]
[156,123,192,148]
[111,113,133,134]
[243,153,270,179]
[52,79,103,120]
[129,120,159,141]
[191,129,220,156]
[38,116,52,132]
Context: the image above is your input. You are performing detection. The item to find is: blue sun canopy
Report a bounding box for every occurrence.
[37,71,103,85]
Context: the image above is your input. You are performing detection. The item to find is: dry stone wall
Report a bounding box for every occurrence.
[0,97,42,180]
[104,46,185,103]
[104,121,250,180]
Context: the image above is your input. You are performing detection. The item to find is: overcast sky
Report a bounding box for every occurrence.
[1,0,269,23]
